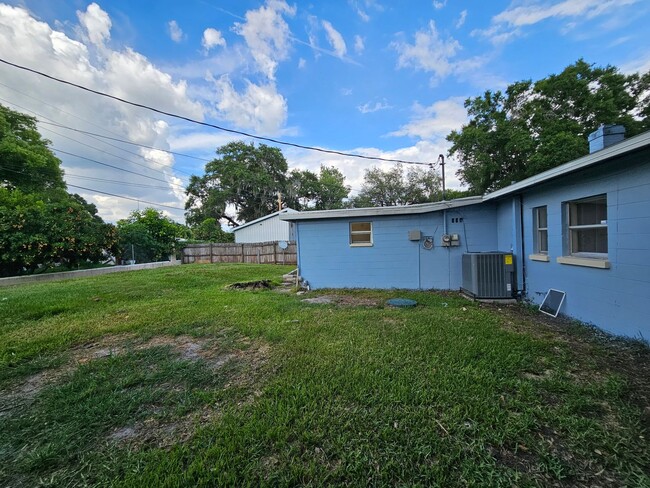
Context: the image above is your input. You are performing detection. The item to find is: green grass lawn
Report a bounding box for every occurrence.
[1,264,648,487]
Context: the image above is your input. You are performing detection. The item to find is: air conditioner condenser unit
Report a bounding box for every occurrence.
[461,252,516,299]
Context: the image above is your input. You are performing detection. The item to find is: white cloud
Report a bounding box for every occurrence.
[433,1,447,9]
[298,57,306,69]
[351,7,370,22]
[620,53,650,75]
[302,15,361,64]
[103,48,204,119]
[494,0,637,27]
[321,20,347,58]
[202,28,226,51]
[357,100,392,114]
[341,88,353,96]
[392,20,462,81]
[167,20,184,43]
[475,0,639,45]
[348,0,379,22]
[354,35,365,55]
[456,10,467,29]
[211,75,287,135]
[0,4,205,222]
[233,0,296,80]
[77,2,112,46]
[169,131,242,153]
[389,97,467,140]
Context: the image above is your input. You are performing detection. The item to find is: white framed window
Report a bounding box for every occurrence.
[533,206,548,255]
[566,194,608,258]
[350,222,372,246]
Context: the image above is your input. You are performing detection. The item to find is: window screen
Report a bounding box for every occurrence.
[567,195,607,257]
[533,206,548,254]
[350,222,372,246]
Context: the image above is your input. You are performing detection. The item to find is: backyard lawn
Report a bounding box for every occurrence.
[0,264,648,487]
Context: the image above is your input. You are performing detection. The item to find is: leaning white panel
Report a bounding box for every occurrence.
[539,289,566,318]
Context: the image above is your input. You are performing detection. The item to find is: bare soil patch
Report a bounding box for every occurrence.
[0,333,270,426]
[228,280,273,290]
[493,302,650,432]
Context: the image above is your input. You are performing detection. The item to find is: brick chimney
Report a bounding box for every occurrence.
[588,124,625,153]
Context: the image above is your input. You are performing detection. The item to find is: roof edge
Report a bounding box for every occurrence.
[232,208,297,231]
[279,196,484,221]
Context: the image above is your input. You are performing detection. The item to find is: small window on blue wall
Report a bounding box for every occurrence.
[350,222,373,246]
[533,206,548,254]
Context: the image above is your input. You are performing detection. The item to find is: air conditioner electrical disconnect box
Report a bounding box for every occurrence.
[461,252,516,299]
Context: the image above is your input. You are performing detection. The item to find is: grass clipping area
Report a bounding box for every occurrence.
[0,264,648,487]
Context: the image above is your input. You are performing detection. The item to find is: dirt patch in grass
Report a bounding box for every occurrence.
[0,333,269,421]
[107,403,224,449]
[493,302,650,438]
[480,304,650,487]
[228,280,273,290]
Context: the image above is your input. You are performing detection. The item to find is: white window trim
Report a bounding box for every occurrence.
[561,194,609,267]
[529,253,550,262]
[350,222,373,247]
[533,206,548,255]
[556,256,610,269]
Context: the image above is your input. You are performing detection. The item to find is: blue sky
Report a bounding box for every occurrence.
[0,0,649,223]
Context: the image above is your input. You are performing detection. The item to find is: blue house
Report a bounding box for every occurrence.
[282,127,650,338]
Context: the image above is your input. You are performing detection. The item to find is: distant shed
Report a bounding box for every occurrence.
[232,208,297,243]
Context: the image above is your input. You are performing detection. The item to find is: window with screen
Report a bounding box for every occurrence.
[566,195,607,258]
[350,222,372,246]
[533,206,548,254]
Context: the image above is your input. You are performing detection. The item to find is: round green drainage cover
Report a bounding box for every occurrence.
[387,298,417,308]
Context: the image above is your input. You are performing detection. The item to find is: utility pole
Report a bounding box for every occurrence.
[438,154,446,200]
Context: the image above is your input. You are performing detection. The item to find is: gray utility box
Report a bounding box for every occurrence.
[461,252,516,299]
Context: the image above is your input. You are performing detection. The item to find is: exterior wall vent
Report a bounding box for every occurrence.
[588,124,625,153]
[461,252,516,299]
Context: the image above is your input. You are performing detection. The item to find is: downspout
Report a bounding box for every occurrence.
[443,209,450,289]
[295,221,301,277]
[416,215,422,289]
[518,194,526,297]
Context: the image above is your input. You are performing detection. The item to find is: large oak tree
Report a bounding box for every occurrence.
[448,60,650,194]
[185,141,349,227]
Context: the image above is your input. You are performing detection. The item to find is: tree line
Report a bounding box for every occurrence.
[2,59,648,276]
[0,105,199,276]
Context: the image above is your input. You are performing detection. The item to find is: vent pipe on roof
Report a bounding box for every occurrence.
[588,124,625,153]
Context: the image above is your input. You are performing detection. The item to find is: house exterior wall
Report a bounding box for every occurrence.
[495,198,524,293]
[234,216,295,243]
[296,203,498,290]
[520,153,650,338]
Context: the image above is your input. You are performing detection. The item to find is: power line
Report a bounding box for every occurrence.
[65,173,175,190]
[51,147,186,189]
[66,184,186,210]
[0,95,193,179]
[38,120,209,166]
[0,80,133,142]
[1,164,185,211]
[40,121,194,177]
[0,58,431,166]
[42,125,189,182]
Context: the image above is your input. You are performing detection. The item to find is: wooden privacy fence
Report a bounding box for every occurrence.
[181,241,297,265]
